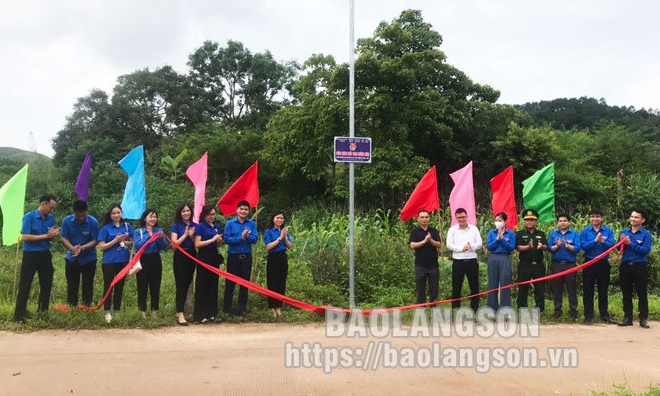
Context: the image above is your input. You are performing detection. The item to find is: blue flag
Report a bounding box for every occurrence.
[119,146,146,219]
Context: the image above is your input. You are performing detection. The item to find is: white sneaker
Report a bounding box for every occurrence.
[105,312,112,323]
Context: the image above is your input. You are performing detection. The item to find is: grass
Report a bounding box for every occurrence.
[587,384,660,396]
[1,248,658,331]
[1,208,659,331]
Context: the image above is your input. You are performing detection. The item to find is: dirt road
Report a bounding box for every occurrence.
[1,321,659,395]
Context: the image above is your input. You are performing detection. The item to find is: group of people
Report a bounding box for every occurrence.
[12,195,293,325]
[410,207,653,329]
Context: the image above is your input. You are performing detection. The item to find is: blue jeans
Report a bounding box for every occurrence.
[487,253,512,311]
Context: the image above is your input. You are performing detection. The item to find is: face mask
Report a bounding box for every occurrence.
[495,221,505,229]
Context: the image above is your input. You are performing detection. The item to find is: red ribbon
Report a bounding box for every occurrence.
[72,232,164,312]
[60,233,626,316]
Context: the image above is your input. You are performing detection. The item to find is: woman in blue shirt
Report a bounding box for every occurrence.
[193,204,223,323]
[170,202,198,326]
[485,212,516,313]
[134,208,168,319]
[263,211,292,318]
[97,204,133,323]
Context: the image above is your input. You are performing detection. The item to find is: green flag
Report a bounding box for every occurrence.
[0,164,28,246]
[522,163,555,223]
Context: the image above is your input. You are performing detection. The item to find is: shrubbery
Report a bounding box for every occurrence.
[1,205,659,329]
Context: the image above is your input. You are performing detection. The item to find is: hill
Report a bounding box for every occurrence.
[516,97,660,141]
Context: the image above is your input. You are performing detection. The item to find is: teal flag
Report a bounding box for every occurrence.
[0,164,28,246]
[119,146,146,219]
[522,163,555,223]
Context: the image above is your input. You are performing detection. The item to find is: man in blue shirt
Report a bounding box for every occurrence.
[13,194,60,323]
[223,200,258,316]
[617,209,653,329]
[60,200,99,307]
[549,213,581,322]
[580,208,616,324]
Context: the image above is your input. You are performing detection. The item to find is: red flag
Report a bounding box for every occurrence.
[490,165,518,230]
[217,161,259,216]
[400,166,440,221]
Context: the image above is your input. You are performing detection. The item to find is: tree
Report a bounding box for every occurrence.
[263,9,517,207]
[52,89,113,166]
[112,66,196,148]
[187,40,298,129]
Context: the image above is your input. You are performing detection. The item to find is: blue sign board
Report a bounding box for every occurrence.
[334,137,372,163]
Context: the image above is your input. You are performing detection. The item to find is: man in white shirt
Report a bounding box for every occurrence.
[446,208,483,312]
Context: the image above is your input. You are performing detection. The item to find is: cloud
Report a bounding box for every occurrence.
[1,0,658,158]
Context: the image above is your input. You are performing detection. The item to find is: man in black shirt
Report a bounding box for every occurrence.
[409,210,443,303]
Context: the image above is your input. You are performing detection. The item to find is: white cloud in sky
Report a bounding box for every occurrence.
[1,0,658,158]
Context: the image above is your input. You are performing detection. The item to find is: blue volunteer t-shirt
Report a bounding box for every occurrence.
[134,227,168,254]
[21,209,56,252]
[61,214,99,265]
[263,227,292,253]
[98,222,133,264]
[171,222,198,249]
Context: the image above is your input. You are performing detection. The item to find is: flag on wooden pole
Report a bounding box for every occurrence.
[75,152,92,201]
[186,152,208,223]
[522,163,555,223]
[217,161,259,216]
[399,166,440,221]
[448,161,477,226]
[119,146,146,219]
[490,165,518,230]
[0,164,28,246]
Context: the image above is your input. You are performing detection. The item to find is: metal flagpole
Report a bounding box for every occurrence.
[348,0,356,309]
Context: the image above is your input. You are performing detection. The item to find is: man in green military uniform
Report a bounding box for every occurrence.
[516,209,548,311]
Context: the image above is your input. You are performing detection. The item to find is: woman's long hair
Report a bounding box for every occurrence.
[173,202,193,224]
[101,204,123,226]
[266,211,285,229]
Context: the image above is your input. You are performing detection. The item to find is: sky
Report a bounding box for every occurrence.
[1,0,659,158]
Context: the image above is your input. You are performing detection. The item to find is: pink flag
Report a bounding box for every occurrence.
[186,152,208,223]
[448,161,477,226]
[490,165,518,230]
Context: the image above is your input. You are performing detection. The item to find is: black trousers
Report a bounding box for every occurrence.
[193,246,220,321]
[451,258,479,311]
[65,259,96,306]
[102,262,127,311]
[14,250,53,322]
[414,266,439,304]
[552,261,578,317]
[619,262,648,320]
[224,253,252,314]
[136,253,162,311]
[173,248,196,313]
[517,260,546,311]
[266,251,288,308]
[582,259,611,320]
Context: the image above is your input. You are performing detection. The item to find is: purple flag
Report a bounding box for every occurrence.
[75,152,92,201]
